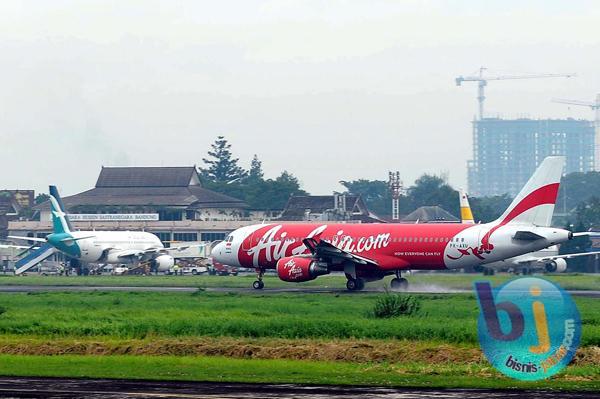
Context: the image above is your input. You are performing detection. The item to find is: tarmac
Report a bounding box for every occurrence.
[0,284,599,298]
[0,377,595,399]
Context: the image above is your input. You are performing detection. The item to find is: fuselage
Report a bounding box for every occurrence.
[212,222,571,272]
[48,230,163,264]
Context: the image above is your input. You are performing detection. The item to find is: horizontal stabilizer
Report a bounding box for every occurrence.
[14,243,57,275]
[60,235,95,243]
[513,231,545,241]
[573,232,595,237]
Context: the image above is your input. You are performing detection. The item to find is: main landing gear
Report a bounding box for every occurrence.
[390,270,408,291]
[253,268,265,290]
[346,277,365,291]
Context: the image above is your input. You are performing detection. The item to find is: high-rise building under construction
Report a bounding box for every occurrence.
[468,118,595,197]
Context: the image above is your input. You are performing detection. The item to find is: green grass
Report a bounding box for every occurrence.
[1,272,598,291]
[0,355,597,390]
[0,291,597,346]
[0,289,597,389]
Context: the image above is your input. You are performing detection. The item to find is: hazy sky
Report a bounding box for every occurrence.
[1,1,599,196]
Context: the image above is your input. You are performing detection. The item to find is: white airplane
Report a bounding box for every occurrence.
[459,188,599,274]
[7,186,195,274]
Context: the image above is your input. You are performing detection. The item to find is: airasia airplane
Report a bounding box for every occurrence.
[212,156,577,291]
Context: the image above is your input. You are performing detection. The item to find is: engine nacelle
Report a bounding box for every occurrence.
[276,256,329,282]
[545,258,567,273]
[154,255,175,272]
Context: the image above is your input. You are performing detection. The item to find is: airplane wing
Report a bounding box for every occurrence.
[114,244,206,260]
[534,251,600,262]
[0,244,34,250]
[149,244,207,258]
[8,235,47,243]
[513,251,600,264]
[302,237,379,266]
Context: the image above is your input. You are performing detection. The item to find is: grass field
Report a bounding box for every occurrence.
[1,272,599,291]
[0,355,597,390]
[0,289,597,389]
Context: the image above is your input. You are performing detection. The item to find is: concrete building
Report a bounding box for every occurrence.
[468,118,595,197]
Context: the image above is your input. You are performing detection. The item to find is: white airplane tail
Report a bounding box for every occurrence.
[494,156,564,227]
[459,188,475,224]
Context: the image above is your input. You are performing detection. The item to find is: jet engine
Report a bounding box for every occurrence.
[276,256,329,282]
[153,255,175,272]
[544,258,567,273]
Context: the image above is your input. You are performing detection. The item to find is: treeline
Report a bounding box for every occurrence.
[200,136,306,210]
[201,136,600,228]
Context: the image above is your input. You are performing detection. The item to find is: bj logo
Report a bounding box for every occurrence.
[474,277,581,381]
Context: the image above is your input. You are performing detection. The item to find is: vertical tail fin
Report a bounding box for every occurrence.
[49,185,72,234]
[494,156,565,227]
[459,188,475,224]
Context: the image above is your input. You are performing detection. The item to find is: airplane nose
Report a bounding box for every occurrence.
[211,242,225,262]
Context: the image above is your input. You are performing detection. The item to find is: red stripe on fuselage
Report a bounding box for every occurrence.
[237,223,473,271]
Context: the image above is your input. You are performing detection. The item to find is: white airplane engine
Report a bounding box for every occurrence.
[154,255,175,272]
[545,258,567,273]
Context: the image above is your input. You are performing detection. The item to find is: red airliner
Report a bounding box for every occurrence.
[212,157,576,290]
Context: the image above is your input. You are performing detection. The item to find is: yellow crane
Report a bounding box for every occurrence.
[456,67,576,120]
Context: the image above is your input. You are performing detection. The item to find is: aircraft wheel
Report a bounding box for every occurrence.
[356,278,365,290]
[391,277,408,291]
[346,279,358,291]
[253,280,264,290]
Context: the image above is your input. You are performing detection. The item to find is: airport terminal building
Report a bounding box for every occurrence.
[9,166,257,244]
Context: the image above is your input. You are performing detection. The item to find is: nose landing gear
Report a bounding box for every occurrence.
[253,268,265,290]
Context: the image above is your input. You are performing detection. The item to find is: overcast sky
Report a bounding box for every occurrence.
[1,1,599,196]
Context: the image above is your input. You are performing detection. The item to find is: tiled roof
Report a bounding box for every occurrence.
[34,167,247,211]
[96,167,196,188]
[402,206,459,222]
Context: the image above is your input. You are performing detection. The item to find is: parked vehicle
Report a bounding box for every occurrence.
[208,260,238,276]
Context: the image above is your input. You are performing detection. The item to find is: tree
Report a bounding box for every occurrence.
[554,171,600,214]
[35,193,50,205]
[201,136,247,183]
[340,179,393,216]
[469,194,513,223]
[406,174,459,217]
[247,154,264,182]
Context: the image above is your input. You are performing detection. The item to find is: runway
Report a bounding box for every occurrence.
[0,377,595,399]
[0,285,600,298]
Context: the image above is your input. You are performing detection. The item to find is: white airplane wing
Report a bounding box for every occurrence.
[515,251,600,264]
[114,244,206,259]
[7,235,46,243]
[0,244,34,250]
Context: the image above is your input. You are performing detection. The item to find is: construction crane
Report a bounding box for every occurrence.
[552,94,600,170]
[456,67,576,120]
